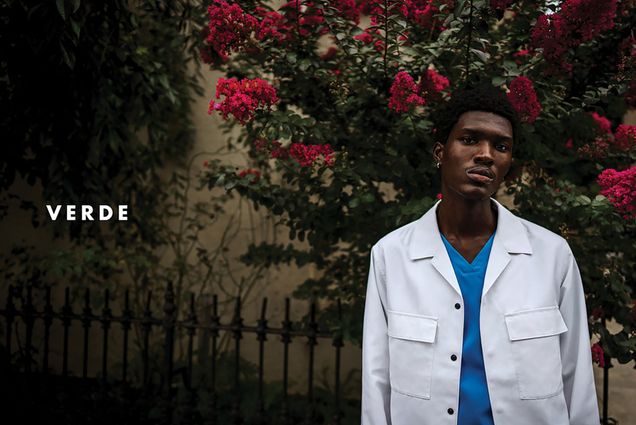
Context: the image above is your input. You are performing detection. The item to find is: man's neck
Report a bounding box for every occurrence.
[436,195,497,240]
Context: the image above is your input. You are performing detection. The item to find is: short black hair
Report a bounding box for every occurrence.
[431,83,520,146]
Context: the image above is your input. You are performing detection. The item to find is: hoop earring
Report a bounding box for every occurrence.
[436,162,441,168]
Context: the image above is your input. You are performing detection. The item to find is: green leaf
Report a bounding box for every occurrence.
[56,0,66,19]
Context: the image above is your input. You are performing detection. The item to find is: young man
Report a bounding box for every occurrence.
[362,84,599,425]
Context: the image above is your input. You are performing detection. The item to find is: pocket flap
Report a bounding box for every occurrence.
[387,311,437,343]
[505,306,568,341]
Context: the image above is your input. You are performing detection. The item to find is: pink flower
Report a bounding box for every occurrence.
[253,138,269,152]
[403,0,437,29]
[590,112,612,134]
[613,124,636,151]
[565,138,574,149]
[436,193,443,200]
[560,0,617,43]
[531,13,568,63]
[419,68,450,101]
[591,307,604,320]
[513,49,530,57]
[254,7,292,43]
[332,0,360,24]
[270,141,289,159]
[531,0,617,70]
[288,143,335,167]
[577,138,610,159]
[353,31,373,44]
[389,71,425,114]
[490,0,514,10]
[209,78,279,125]
[237,168,261,183]
[591,342,605,368]
[597,166,636,219]
[279,1,328,37]
[205,1,258,60]
[507,76,541,123]
[354,27,386,52]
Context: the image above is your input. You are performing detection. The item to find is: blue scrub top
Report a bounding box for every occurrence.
[441,231,496,425]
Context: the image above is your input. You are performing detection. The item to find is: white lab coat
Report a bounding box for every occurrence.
[362,197,599,425]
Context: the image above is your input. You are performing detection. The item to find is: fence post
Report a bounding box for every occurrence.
[121,289,132,383]
[332,299,344,425]
[206,294,220,425]
[4,285,15,367]
[81,288,92,379]
[281,298,292,425]
[101,288,112,382]
[185,293,199,423]
[305,301,318,424]
[256,298,268,425]
[42,287,53,375]
[23,285,35,373]
[142,291,153,387]
[163,281,177,425]
[231,296,243,425]
[61,287,73,379]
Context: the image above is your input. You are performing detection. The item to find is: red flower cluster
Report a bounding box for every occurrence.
[205,1,258,62]
[389,70,450,114]
[614,124,636,151]
[403,0,444,30]
[590,112,612,135]
[237,168,261,183]
[507,76,541,123]
[289,143,335,167]
[270,141,289,159]
[254,7,291,43]
[531,0,617,70]
[419,68,450,101]
[490,0,514,10]
[332,0,360,24]
[353,28,385,53]
[591,342,605,368]
[209,78,279,125]
[577,117,635,157]
[389,71,426,113]
[279,1,328,37]
[597,166,636,219]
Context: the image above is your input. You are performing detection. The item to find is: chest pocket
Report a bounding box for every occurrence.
[505,306,568,399]
[387,310,437,399]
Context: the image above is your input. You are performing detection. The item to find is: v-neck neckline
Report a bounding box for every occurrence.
[441,232,495,267]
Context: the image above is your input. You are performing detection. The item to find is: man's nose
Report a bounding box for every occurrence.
[474,141,495,163]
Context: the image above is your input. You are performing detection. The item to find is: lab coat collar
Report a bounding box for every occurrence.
[407,197,533,297]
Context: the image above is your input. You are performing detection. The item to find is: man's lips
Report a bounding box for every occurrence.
[466,167,495,184]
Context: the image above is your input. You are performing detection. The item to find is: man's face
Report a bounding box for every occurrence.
[433,110,514,201]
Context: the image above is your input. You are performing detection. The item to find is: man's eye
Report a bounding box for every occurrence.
[461,136,476,143]
[497,144,510,152]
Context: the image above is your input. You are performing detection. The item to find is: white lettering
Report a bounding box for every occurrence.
[118,205,128,221]
[81,205,94,221]
[46,205,62,220]
[67,205,76,221]
[99,205,113,221]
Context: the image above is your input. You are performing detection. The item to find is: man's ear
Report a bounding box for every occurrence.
[432,141,444,163]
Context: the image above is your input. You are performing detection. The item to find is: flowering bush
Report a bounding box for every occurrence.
[201,0,636,367]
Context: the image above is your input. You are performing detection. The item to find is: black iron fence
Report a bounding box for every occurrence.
[0,283,620,425]
[0,282,357,425]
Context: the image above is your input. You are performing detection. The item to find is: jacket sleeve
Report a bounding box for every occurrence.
[558,245,600,425]
[362,244,391,425]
